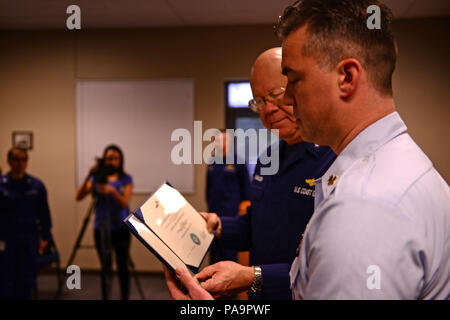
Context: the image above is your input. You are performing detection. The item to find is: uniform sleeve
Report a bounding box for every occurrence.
[219,208,252,251]
[260,264,292,300]
[37,181,52,240]
[302,199,425,299]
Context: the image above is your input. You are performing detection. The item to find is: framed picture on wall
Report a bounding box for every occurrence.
[12,131,33,150]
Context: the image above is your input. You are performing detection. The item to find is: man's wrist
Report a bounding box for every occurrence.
[247,266,263,295]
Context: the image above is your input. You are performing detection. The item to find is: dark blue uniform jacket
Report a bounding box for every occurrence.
[0,173,52,242]
[220,141,336,299]
[0,173,52,299]
[206,155,251,217]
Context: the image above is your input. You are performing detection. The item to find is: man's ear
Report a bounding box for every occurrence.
[336,59,362,99]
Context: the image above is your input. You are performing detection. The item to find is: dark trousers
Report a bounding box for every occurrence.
[0,237,38,300]
[94,227,130,300]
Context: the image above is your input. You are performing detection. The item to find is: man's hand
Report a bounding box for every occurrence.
[198,212,222,239]
[195,261,254,299]
[164,265,214,300]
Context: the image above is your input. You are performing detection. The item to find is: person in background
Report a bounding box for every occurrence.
[206,129,251,264]
[0,148,52,299]
[76,144,133,300]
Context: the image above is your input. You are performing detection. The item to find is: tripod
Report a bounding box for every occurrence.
[66,198,145,300]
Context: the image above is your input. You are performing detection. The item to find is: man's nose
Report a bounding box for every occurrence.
[263,100,279,114]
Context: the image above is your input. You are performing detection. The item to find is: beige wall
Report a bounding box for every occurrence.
[0,19,448,272]
[392,18,450,180]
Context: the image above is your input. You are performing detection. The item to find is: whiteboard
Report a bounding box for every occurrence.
[76,79,195,193]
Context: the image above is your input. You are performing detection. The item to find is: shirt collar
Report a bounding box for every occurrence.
[318,111,407,200]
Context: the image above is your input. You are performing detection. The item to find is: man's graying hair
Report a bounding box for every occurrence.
[275,0,397,96]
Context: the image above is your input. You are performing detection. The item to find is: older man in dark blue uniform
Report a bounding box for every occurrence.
[0,148,52,299]
[206,130,251,264]
[193,48,336,300]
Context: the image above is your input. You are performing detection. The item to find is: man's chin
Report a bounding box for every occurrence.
[278,128,299,141]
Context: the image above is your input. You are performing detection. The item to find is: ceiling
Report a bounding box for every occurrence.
[0,0,449,30]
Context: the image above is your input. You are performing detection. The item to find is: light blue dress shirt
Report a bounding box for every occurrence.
[290,112,450,299]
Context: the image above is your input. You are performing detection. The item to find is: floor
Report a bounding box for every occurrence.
[35,268,171,300]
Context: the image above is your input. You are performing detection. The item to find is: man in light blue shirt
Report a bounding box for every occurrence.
[288,112,449,299]
[277,0,449,299]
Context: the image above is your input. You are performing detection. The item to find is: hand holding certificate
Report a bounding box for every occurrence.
[123,182,213,275]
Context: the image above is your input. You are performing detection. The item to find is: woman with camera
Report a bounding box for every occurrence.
[76,144,133,300]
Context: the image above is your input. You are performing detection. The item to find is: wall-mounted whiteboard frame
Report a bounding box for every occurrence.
[76,79,195,194]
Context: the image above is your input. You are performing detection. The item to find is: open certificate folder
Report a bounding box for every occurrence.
[123,182,213,276]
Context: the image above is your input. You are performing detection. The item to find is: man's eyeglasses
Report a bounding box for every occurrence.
[248,87,286,113]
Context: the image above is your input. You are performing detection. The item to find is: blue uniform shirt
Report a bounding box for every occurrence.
[0,173,52,242]
[92,174,133,230]
[290,112,450,299]
[220,141,336,299]
[206,156,250,217]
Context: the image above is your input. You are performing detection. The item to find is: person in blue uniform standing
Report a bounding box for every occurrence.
[206,130,251,264]
[0,148,52,300]
[165,47,336,300]
[76,144,133,300]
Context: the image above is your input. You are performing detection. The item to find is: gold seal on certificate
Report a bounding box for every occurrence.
[124,182,213,275]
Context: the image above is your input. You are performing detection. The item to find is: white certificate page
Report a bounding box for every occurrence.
[139,183,213,267]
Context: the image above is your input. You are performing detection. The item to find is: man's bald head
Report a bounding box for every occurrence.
[250,47,283,93]
[249,47,302,145]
